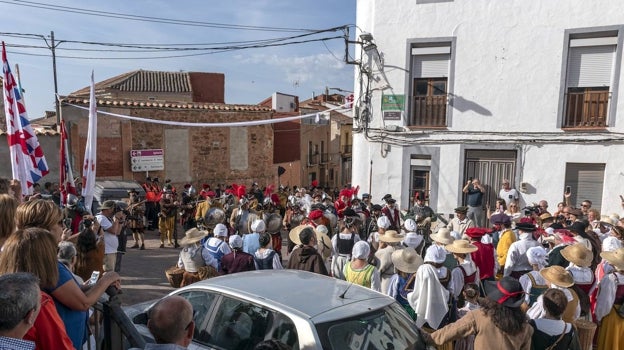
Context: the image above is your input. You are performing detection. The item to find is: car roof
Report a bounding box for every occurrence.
[178,270,393,320]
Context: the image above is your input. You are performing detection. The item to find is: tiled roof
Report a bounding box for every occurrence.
[111,70,191,92]
[62,98,271,112]
[0,128,59,136]
[69,70,192,96]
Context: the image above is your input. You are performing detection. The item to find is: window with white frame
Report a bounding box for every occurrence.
[410,44,451,127]
[563,33,618,128]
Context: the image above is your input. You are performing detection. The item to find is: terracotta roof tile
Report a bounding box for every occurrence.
[61,98,271,112]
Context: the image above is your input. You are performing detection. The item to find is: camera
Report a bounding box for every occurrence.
[522,205,540,216]
[83,219,93,227]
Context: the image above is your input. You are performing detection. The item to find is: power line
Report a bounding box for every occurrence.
[5,36,344,60]
[0,0,320,32]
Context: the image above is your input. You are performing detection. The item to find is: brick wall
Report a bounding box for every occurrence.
[61,104,274,189]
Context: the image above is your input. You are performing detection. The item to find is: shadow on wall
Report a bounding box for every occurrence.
[450,95,492,117]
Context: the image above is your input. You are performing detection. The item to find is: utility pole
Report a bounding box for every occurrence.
[50,31,60,128]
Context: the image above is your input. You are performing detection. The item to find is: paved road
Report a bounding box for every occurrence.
[116,227,291,306]
[116,229,178,306]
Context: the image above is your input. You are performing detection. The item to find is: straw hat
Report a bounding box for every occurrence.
[445,240,478,254]
[391,248,424,273]
[378,230,405,243]
[561,243,593,267]
[430,227,455,245]
[288,225,331,251]
[540,266,574,288]
[179,228,208,246]
[600,247,624,271]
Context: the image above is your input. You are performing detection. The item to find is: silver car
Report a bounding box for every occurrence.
[125,270,426,349]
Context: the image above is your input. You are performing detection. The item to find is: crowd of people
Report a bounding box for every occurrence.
[3,175,624,349]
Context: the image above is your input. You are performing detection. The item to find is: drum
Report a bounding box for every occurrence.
[165,266,185,288]
[204,207,226,230]
[574,319,597,350]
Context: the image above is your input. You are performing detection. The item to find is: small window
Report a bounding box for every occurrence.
[207,296,299,349]
[563,33,617,128]
[176,291,218,344]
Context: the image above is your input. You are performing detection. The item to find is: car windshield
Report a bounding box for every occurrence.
[315,303,425,350]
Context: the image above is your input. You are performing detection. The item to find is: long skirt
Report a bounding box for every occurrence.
[597,305,624,350]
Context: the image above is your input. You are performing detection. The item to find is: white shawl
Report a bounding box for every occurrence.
[407,264,449,329]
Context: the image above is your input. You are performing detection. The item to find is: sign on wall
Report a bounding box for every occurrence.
[130,149,164,172]
[381,94,405,111]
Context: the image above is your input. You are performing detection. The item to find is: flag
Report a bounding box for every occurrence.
[2,42,49,195]
[81,71,97,212]
[59,120,77,207]
[346,93,354,108]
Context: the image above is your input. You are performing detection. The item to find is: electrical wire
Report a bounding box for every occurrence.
[0,0,320,32]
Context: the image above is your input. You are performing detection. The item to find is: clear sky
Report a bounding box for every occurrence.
[1,0,357,119]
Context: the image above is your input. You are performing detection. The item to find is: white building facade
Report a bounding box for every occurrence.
[352,0,624,218]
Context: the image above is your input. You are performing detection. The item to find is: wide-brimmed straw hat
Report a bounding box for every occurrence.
[445,239,478,254]
[483,277,525,308]
[430,227,455,245]
[391,248,424,273]
[561,243,593,267]
[288,225,330,249]
[378,230,404,243]
[179,228,208,245]
[540,266,574,288]
[601,247,624,271]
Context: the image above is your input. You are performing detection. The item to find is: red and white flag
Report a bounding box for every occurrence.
[59,120,76,207]
[81,72,97,212]
[2,41,49,195]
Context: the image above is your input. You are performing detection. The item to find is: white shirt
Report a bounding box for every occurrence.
[527,285,581,320]
[519,270,547,304]
[449,259,479,298]
[96,214,118,254]
[447,217,474,237]
[595,272,624,322]
[499,188,519,207]
[504,233,539,276]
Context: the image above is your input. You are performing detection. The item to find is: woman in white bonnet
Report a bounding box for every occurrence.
[369,215,390,251]
[403,218,425,255]
[518,246,549,306]
[343,241,380,292]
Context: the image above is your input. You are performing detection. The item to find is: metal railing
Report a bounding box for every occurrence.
[410,95,448,127]
[91,289,146,350]
[320,153,329,163]
[563,90,610,128]
[307,153,318,166]
[341,145,352,154]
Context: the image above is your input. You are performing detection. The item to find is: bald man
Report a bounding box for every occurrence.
[147,296,194,349]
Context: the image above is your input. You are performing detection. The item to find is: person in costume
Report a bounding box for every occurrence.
[594,247,624,350]
[343,241,380,292]
[387,247,424,320]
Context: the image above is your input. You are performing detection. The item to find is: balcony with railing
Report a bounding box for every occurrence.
[307,153,319,166]
[320,153,329,163]
[341,144,352,155]
[563,89,610,128]
[410,95,448,127]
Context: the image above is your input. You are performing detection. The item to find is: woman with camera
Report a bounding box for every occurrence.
[74,217,105,282]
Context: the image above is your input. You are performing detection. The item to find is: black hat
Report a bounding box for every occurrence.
[382,194,396,203]
[484,277,525,308]
[343,208,358,217]
[516,222,537,232]
[371,204,383,211]
[568,221,587,236]
[454,206,469,214]
[153,177,159,182]
[145,176,152,182]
